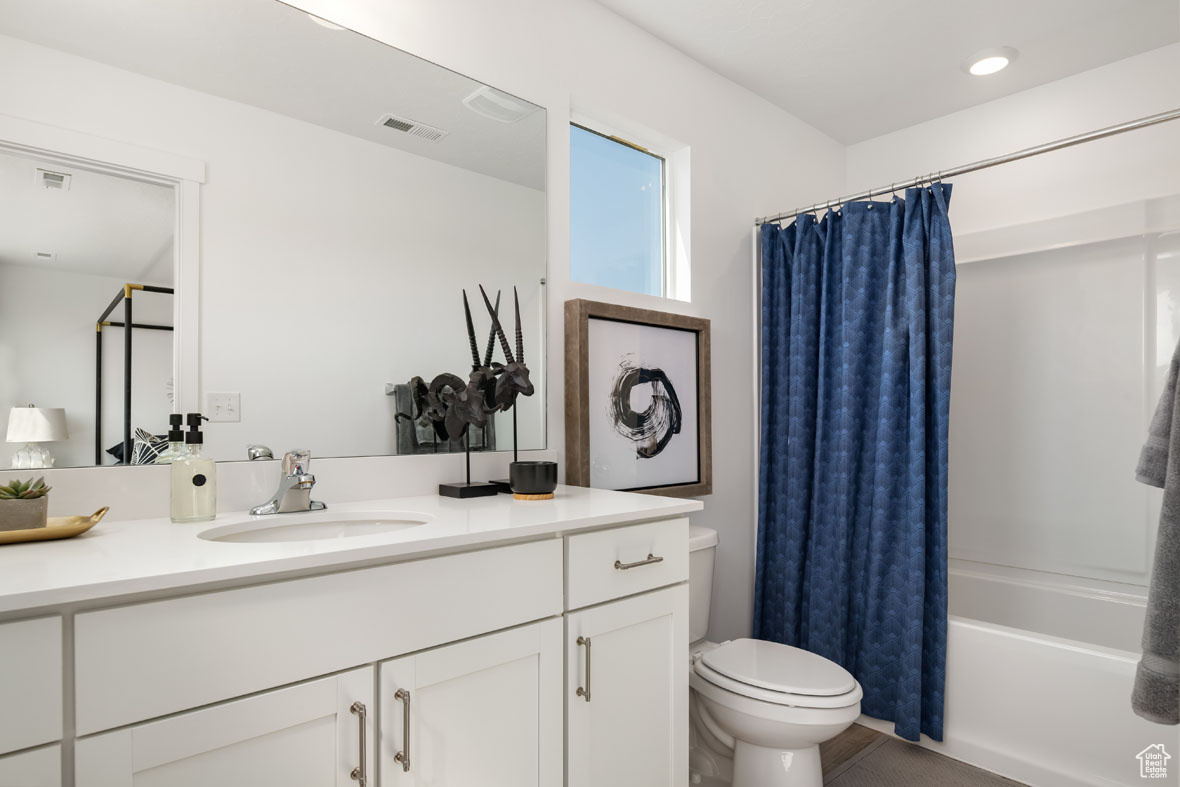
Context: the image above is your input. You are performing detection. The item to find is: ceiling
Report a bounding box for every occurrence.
[0,151,174,281]
[0,0,546,190]
[593,0,1180,143]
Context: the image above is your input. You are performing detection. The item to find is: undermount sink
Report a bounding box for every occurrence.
[198,511,430,544]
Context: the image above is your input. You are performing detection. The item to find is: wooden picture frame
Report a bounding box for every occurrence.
[565,299,711,497]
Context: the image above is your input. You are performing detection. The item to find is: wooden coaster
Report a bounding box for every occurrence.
[514,492,554,501]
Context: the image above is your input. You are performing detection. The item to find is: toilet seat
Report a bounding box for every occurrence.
[693,639,862,710]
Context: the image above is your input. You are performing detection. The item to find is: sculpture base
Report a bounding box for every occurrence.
[438,481,500,499]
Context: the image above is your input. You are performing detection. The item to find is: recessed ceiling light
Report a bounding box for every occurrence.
[963,47,1018,76]
[306,13,345,31]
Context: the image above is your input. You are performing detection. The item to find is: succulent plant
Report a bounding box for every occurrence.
[0,477,51,500]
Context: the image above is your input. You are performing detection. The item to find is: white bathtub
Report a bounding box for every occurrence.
[948,558,1147,652]
[858,562,1176,787]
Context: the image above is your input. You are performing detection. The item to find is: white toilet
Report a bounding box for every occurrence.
[688,526,862,787]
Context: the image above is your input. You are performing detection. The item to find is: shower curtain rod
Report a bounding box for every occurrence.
[755,106,1180,226]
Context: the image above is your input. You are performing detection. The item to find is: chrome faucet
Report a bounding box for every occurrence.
[247,444,273,461]
[250,449,326,515]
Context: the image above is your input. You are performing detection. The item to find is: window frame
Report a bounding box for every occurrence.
[569,121,670,298]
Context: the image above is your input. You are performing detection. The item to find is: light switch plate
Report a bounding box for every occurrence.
[206,392,241,422]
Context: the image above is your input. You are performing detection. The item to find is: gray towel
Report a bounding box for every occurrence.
[1133,341,1180,726]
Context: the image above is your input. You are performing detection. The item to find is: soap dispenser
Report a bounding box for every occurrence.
[170,413,216,523]
[154,414,186,464]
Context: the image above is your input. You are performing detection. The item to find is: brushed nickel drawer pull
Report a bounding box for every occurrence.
[393,688,411,772]
[349,701,368,786]
[614,553,664,570]
[576,636,592,702]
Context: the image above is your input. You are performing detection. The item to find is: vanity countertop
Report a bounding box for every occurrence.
[0,485,702,614]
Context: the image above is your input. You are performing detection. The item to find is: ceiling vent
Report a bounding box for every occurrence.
[34,168,72,191]
[462,86,538,123]
[33,251,57,262]
[374,113,449,142]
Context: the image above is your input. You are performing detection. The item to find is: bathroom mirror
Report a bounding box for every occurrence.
[0,0,547,467]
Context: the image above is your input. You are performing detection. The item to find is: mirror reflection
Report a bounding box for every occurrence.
[0,154,175,468]
[0,0,547,468]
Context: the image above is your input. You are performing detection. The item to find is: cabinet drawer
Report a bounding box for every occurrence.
[75,539,562,736]
[566,518,688,609]
[0,617,61,755]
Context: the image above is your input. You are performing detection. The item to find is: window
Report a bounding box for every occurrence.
[570,123,666,297]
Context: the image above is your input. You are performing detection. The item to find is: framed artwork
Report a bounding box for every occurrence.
[565,299,711,497]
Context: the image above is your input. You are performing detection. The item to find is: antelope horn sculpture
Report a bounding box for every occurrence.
[483,290,501,368]
[462,290,481,371]
[514,286,523,365]
[478,284,515,364]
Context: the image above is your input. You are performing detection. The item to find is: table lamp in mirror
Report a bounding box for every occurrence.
[6,405,68,469]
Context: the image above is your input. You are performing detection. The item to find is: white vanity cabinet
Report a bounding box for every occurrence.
[73,540,562,735]
[378,619,562,786]
[75,667,373,787]
[0,617,62,757]
[564,518,690,787]
[2,489,700,787]
[566,585,689,787]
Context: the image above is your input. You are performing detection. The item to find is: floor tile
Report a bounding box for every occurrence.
[826,739,1027,787]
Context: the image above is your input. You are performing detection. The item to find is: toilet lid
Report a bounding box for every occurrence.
[700,639,856,696]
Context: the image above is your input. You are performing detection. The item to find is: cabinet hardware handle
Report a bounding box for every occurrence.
[349,701,368,786]
[576,636,592,702]
[614,553,663,570]
[394,688,411,772]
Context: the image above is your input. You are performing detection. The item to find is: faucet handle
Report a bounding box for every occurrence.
[247,444,273,461]
[283,449,311,476]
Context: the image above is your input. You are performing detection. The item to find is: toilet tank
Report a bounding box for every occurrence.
[688,526,719,644]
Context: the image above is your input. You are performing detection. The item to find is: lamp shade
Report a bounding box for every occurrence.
[6,406,68,443]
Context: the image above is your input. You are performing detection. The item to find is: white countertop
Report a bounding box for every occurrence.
[0,486,702,613]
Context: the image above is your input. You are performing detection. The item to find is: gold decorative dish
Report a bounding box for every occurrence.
[0,507,108,545]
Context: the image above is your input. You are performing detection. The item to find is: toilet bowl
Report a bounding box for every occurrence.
[688,528,861,787]
[690,638,861,786]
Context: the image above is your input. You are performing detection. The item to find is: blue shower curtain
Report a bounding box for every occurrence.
[754,184,956,742]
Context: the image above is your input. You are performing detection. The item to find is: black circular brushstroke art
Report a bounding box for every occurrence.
[609,362,683,458]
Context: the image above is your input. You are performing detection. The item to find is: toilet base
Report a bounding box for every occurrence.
[732,740,822,787]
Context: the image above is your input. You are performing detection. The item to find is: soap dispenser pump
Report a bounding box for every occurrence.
[154,413,186,464]
[170,413,216,523]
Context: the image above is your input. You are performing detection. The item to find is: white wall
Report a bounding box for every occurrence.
[0,263,172,468]
[846,44,1180,235]
[846,45,1180,588]
[282,0,845,642]
[0,33,547,463]
[0,0,845,642]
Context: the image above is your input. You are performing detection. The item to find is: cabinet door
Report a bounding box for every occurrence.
[566,584,688,787]
[76,667,373,787]
[0,617,61,755]
[0,744,60,787]
[379,618,562,786]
